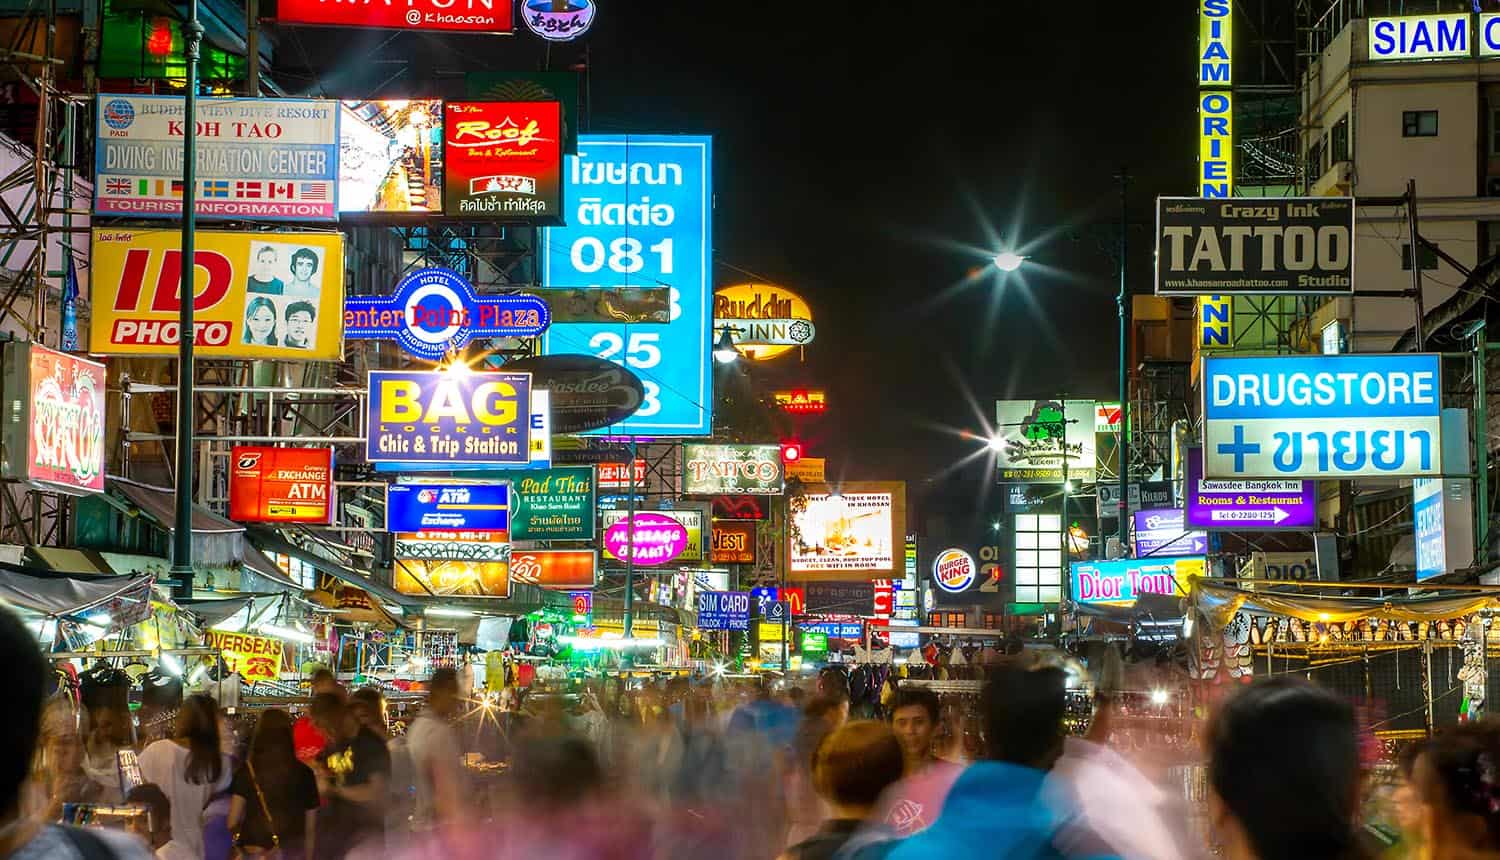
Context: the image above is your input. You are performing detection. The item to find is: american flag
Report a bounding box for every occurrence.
[299,182,330,201]
[105,178,131,195]
[267,182,295,199]
[203,180,230,198]
[236,180,264,199]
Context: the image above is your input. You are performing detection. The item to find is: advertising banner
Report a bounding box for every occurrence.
[511,467,595,540]
[683,444,784,496]
[509,549,597,590]
[228,446,334,524]
[203,630,283,682]
[1069,557,1204,606]
[366,370,531,465]
[503,354,645,434]
[1132,508,1208,557]
[803,582,873,615]
[711,521,757,564]
[1369,14,1470,61]
[518,287,670,323]
[370,388,551,473]
[95,95,339,220]
[601,509,704,564]
[542,135,714,437]
[773,389,827,414]
[1414,476,1474,582]
[387,482,509,532]
[785,458,826,484]
[16,345,105,494]
[276,0,512,33]
[789,483,906,579]
[1156,198,1355,296]
[1185,446,1316,529]
[602,511,690,566]
[443,101,563,221]
[394,558,509,598]
[394,530,509,561]
[1096,481,1173,520]
[90,228,344,359]
[932,548,978,594]
[339,100,442,216]
[597,460,647,490]
[344,267,549,360]
[992,400,1097,483]
[1202,354,1442,479]
[713,494,768,520]
[466,71,580,153]
[713,283,816,360]
[696,591,751,631]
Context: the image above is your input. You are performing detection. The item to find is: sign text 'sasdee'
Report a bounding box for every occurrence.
[1156,198,1354,296]
[366,370,531,465]
[90,229,345,360]
[228,446,334,524]
[1202,354,1442,479]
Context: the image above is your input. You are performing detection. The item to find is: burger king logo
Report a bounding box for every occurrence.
[933,548,976,593]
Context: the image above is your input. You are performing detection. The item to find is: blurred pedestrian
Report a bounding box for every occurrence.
[0,604,152,858]
[1382,741,1427,859]
[312,694,390,859]
[1207,677,1366,860]
[139,693,233,860]
[123,783,174,857]
[295,670,342,765]
[876,688,963,837]
[1413,722,1500,860]
[227,709,320,860]
[780,721,905,860]
[405,668,464,831]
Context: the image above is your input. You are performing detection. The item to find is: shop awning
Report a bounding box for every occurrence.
[111,479,244,568]
[26,546,116,575]
[0,566,156,621]
[1190,580,1500,630]
[246,525,413,608]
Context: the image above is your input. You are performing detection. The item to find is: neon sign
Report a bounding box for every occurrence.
[343,267,550,360]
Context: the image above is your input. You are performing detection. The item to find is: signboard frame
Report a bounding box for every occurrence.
[1156,197,1355,296]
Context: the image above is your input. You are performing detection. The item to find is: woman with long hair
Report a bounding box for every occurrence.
[1414,723,1500,860]
[227,709,320,859]
[138,693,232,858]
[243,296,279,346]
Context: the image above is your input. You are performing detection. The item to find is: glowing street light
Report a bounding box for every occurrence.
[712,328,741,364]
[992,251,1027,272]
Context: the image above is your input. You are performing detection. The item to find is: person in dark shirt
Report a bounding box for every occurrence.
[227,709,320,859]
[247,246,284,295]
[313,694,391,859]
[781,720,905,860]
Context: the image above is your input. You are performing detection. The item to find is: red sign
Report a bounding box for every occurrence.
[275,0,513,33]
[228,446,334,524]
[784,587,806,615]
[598,459,647,489]
[711,521,757,564]
[712,494,767,520]
[873,580,894,618]
[443,101,563,221]
[509,549,597,590]
[27,345,106,493]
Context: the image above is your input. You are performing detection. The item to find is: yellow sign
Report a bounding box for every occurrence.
[203,630,284,682]
[785,457,826,483]
[713,283,814,361]
[1198,295,1232,349]
[90,228,345,359]
[756,621,789,641]
[1198,91,1233,197]
[1198,0,1231,87]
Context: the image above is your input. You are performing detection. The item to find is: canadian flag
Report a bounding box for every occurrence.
[267,182,296,199]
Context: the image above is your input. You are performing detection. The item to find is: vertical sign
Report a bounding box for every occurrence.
[541,135,713,436]
[1199,295,1232,349]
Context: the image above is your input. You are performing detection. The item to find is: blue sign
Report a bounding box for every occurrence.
[1414,478,1446,582]
[1202,354,1442,480]
[541,135,713,436]
[345,268,550,361]
[1132,508,1209,557]
[751,587,778,615]
[800,621,864,639]
[386,482,510,532]
[696,590,750,631]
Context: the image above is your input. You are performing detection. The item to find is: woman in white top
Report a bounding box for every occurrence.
[138,694,232,859]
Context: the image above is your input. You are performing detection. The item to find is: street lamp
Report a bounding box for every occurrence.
[992,251,1026,273]
[712,328,740,364]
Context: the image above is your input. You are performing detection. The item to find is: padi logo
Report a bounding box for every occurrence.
[103,99,135,131]
[1143,514,1174,530]
[235,451,262,470]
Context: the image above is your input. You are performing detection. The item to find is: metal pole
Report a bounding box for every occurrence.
[1061,407,1069,609]
[1408,179,1428,352]
[1424,639,1435,737]
[780,492,788,672]
[621,438,637,663]
[1117,168,1130,553]
[1475,321,1490,566]
[246,0,260,96]
[170,2,203,599]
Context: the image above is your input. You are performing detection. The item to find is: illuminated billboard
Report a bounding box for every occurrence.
[1,344,106,494]
[713,283,816,360]
[228,446,334,524]
[365,370,531,466]
[789,482,907,580]
[339,100,442,216]
[443,101,563,221]
[277,0,512,33]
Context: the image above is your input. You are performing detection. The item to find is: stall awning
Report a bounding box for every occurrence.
[246,525,413,608]
[1191,580,1500,630]
[111,479,244,568]
[0,567,156,621]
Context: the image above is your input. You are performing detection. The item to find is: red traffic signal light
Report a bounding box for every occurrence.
[780,440,803,463]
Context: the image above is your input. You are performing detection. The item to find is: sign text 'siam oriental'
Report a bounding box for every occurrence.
[366,370,531,465]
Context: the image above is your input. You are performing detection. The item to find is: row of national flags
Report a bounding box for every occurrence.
[102,177,331,201]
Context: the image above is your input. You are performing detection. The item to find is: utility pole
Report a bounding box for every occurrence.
[1408,178,1427,352]
[170,1,203,599]
[1116,168,1130,553]
[621,437,637,666]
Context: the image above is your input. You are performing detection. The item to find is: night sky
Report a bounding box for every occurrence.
[585,3,1197,520]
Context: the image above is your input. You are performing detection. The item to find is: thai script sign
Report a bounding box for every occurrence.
[542,134,714,436]
[443,101,563,220]
[89,228,344,359]
[228,446,334,524]
[509,549,597,590]
[96,95,338,220]
[993,400,1097,483]
[1131,508,1208,557]
[713,283,816,360]
[683,443,784,496]
[17,345,105,494]
[711,521,757,564]
[276,0,513,33]
[696,590,751,631]
[1202,354,1442,479]
[1156,198,1355,296]
[204,630,283,682]
[387,482,509,532]
[344,267,549,360]
[1069,557,1203,606]
[603,511,690,566]
[1185,446,1316,529]
[366,370,531,465]
[394,558,509,597]
[511,466,595,540]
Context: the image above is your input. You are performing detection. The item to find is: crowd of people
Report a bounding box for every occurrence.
[6,604,1500,859]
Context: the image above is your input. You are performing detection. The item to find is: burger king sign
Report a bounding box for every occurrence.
[933,548,976,594]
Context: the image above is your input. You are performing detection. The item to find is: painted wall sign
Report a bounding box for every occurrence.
[1156,198,1355,296]
[15,345,105,494]
[228,446,334,524]
[393,530,509,562]
[542,135,714,436]
[1198,91,1233,197]
[933,548,977,594]
[521,0,595,41]
[713,284,815,360]
[203,630,282,682]
[509,548,597,590]
[511,466,595,540]
[339,99,442,215]
[993,400,1097,483]
[1185,446,1316,530]
[502,354,645,433]
[1069,557,1203,606]
[1369,14,1470,61]
[90,228,344,359]
[386,482,510,532]
[603,512,689,566]
[696,590,751,631]
[711,520,757,564]
[393,558,509,597]
[1132,508,1209,557]
[789,482,906,580]
[277,0,512,33]
[95,95,339,221]
[1202,354,1442,479]
[683,443,785,496]
[366,370,531,465]
[443,101,563,221]
[344,267,549,360]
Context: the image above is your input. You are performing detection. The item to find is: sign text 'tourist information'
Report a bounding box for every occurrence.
[1202,354,1442,480]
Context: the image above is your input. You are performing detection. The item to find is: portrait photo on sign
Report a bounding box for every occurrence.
[241,241,326,351]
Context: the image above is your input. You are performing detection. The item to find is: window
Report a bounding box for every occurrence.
[982,612,1000,630]
[928,611,942,626]
[947,611,968,628]
[1492,107,1500,155]
[1402,242,1441,271]
[1331,114,1350,163]
[1403,110,1438,137]
[1306,140,1324,180]
[1012,513,1064,604]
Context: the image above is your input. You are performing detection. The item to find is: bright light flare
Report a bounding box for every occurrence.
[1150,688,1170,706]
[992,251,1027,272]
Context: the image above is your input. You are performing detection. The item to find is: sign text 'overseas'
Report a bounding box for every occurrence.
[366,370,531,465]
[1156,198,1354,296]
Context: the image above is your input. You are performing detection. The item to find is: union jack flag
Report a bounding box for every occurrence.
[299,182,330,201]
[235,180,264,199]
[104,178,131,195]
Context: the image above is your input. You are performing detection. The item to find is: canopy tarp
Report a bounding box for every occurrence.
[0,567,157,623]
[1191,581,1500,631]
